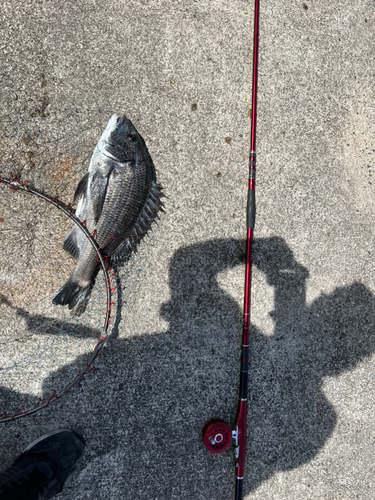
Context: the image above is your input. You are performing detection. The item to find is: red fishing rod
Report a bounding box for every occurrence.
[202,1,259,498]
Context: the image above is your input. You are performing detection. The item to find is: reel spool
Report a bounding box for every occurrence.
[202,419,233,454]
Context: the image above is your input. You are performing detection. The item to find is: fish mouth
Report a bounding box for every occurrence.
[115,114,127,126]
[105,114,128,132]
[111,114,134,136]
[99,114,138,162]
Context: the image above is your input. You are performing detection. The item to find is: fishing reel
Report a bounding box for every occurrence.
[202,413,246,500]
[202,419,236,454]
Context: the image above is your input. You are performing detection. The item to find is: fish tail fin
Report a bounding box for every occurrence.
[52,276,92,316]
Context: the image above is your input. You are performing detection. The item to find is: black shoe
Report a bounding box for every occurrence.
[0,429,85,500]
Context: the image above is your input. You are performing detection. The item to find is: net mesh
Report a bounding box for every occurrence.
[0,96,158,420]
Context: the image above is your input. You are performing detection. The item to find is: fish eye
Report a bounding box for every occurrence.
[127,133,137,141]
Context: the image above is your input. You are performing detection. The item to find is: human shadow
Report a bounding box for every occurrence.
[245,237,374,491]
[0,237,373,499]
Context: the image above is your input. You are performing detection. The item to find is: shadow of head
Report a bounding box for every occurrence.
[306,281,375,376]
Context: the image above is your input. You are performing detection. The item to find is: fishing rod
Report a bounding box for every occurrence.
[202,1,259,498]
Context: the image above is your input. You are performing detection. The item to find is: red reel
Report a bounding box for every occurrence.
[202,419,232,454]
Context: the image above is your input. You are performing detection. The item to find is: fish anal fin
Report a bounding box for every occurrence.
[110,238,134,264]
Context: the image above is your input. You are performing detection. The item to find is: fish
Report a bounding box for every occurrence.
[52,114,164,315]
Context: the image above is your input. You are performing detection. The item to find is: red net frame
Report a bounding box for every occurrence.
[0,175,114,422]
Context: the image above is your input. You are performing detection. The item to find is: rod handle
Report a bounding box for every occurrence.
[235,477,243,500]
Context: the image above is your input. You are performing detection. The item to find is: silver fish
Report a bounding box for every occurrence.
[53,114,164,314]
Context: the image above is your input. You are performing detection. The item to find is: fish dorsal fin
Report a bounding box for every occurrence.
[63,229,80,260]
[73,172,89,204]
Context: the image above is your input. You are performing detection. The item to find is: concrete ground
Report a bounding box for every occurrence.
[0,1,374,499]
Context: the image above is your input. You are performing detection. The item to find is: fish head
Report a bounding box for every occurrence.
[103,114,145,164]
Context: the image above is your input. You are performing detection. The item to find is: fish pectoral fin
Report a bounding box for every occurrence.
[63,229,80,260]
[90,171,111,224]
[73,172,89,203]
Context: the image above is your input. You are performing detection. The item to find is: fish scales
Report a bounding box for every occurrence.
[53,114,164,315]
